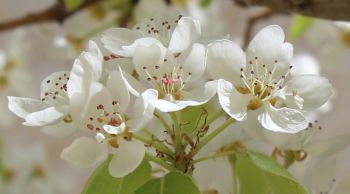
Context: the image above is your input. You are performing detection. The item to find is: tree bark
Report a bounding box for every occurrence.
[234,0,350,21]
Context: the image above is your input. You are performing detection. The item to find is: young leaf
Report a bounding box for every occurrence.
[135,171,200,194]
[234,151,307,194]
[82,156,152,194]
[64,0,84,11]
[288,15,314,41]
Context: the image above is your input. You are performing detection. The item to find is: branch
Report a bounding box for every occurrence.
[0,0,101,32]
[233,0,350,21]
[242,9,275,49]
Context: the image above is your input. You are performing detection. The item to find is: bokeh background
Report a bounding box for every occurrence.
[0,0,349,193]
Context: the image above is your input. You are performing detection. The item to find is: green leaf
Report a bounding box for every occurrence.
[64,0,84,11]
[288,15,314,41]
[82,156,152,194]
[135,172,200,194]
[235,151,307,194]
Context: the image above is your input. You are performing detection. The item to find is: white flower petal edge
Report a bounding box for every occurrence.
[23,105,70,127]
[284,75,333,110]
[168,17,201,53]
[152,80,217,112]
[60,137,108,168]
[206,39,245,84]
[258,103,308,133]
[101,28,142,56]
[217,79,251,121]
[108,139,145,178]
[7,97,48,119]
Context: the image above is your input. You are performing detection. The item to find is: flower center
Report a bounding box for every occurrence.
[239,57,292,100]
[86,101,132,148]
[41,72,70,105]
[142,59,192,101]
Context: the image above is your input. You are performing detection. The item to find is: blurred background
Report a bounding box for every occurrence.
[0,0,349,193]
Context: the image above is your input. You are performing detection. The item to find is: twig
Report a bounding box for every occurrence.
[242,9,275,49]
[0,0,101,32]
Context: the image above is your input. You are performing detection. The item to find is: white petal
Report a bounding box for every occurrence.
[118,67,145,97]
[128,89,158,131]
[103,122,126,135]
[258,103,308,133]
[247,25,293,76]
[40,71,71,99]
[206,39,246,84]
[177,43,206,83]
[101,28,142,56]
[60,137,108,168]
[133,41,167,81]
[285,75,333,110]
[40,121,77,138]
[168,17,201,53]
[304,134,350,157]
[217,79,251,121]
[87,40,104,62]
[108,139,145,177]
[153,80,217,112]
[122,37,163,57]
[24,105,70,127]
[304,159,336,193]
[7,96,48,119]
[106,71,130,112]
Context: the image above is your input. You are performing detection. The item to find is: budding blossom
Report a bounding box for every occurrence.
[206,25,333,133]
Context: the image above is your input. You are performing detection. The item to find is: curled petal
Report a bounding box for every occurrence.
[168,17,201,53]
[8,96,48,119]
[285,75,333,110]
[217,79,251,121]
[24,105,70,127]
[258,103,308,133]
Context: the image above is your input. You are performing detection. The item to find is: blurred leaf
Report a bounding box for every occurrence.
[64,0,85,11]
[288,15,314,41]
[82,156,152,194]
[235,151,307,194]
[135,171,200,194]
[200,0,212,7]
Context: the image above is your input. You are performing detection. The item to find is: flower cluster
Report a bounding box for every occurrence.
[7,14,333,179]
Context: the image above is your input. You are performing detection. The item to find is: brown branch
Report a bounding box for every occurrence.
[242,9,275,49]
[0,0,101,32]
[234,0,350,21]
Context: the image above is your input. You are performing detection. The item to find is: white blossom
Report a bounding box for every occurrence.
[206,25,333,133]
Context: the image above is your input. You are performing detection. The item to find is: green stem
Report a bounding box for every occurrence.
[193,150,236,164]
[169,112,182,153]
[154,112,172,134]
[144,153,177,172]
[192,118,235,155]
[232,161,238,194]
[133,133,173,156]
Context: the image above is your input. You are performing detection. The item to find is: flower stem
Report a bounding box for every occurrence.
[154,112,172,134]
[189,109,225,139]
[169,112,182,153]
[193,150,237,164]
[144,152,177,172]
[133,133,173,156]
[192,118,235,155]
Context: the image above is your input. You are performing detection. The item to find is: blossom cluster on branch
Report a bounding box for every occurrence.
[6,11,338,193]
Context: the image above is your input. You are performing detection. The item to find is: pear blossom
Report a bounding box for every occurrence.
[206,25,333,133]
[61,41,157,178]
[101,15,217,112]
[8,70,76,137]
